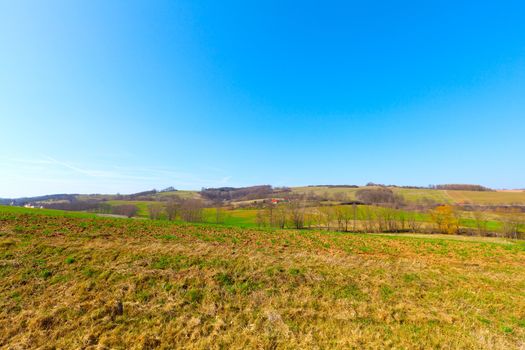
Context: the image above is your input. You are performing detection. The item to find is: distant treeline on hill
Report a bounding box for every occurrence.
[308,185,359,188]
[116,189,158,201]
[200,185,290,202]
[366,183,430,189]
[364,183,493,191]
[0,194,78,206]
[113,187,178,201]
[45,200,103,212]
[432,184,493,191]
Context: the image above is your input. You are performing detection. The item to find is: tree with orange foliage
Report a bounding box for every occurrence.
[429,205,460,234]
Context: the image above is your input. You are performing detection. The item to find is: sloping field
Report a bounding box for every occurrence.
[292,186,525,205]
[154,190,200,200]
[106,200,151,216]
[291,186,452,203]
[446,190,525,205]
[390,188,452,203]
[291,186,361,200]
[1,209,524,349]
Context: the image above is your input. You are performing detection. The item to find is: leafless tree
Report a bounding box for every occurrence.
[311,208,324,229]
[406,211,422,233]
[356,188,404,207]
[112,204,138,218]
[148,203,164,220]
[266,201,275,227]
[319,206,334,231]
[333,192,346,202]
[359,206,375,232]
[287,199,306,229]
[303,210,315,229]
[215,202,225,224]
[472,210,488,236]
[255,209,268,228]
[335,206,353,231]
[180,199,204,223]
[274,205,287,229]
[397,210,406,231]
[165,200,180,221]
[501,215,520,239]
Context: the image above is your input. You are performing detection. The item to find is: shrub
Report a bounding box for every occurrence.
[429,205,460,234]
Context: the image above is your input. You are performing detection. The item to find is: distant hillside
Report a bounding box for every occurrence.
[291,186,525,205]
[0,194,78,206]
[4,184,525,210]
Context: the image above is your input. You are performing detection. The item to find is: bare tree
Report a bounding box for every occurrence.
[255,209,268,228]
[359,206,375,232]
[165,200,180,221]
[382,207,400,232]
[319,206,334,231]
[303,210,315,229]
[375,207,386,232]
[333,192,346,202]
[356,188,404,207]
[335,206,353,231]
[215,202,225,224]
[501,214,520,239]
[397,210,406,231]
[406,211,421,233]
[112,204,138,218]
[148,203,164,220]
[287,199,305,229]
[472,210,488,236]
[180,199,204,223]
[311,208,324,229]
[352,203,357,232]
[274,205,287,229]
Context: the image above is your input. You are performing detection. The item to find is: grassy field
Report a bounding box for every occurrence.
[26,196,513,235]
[207,206,515,234]
[446,190,525,205]
[291,186,525,205]
[0,205,97,218]
[291,186,452,203]
[154,190,200,200]
[204,208,260,228]
[1,207,524,349]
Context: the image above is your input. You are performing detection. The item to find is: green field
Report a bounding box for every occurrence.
[0,205,97,218]
[206,206,517,234]
[106,200,151,217]
[203,208,260,227]
[0,208,524,348]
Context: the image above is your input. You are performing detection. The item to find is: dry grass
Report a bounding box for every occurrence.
[445,190,525,205]
[1,210,524,349]
[291,186,525,205]
[291,186,453,203]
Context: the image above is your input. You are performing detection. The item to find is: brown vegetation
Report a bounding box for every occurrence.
[0,211,524,348]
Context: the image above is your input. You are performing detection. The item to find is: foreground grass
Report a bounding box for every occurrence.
[1,210,524,349]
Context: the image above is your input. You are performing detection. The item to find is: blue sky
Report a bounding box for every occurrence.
[1,1,524,197]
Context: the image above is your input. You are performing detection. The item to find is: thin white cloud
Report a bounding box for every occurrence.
[43,156,119,178]
[0,154,233,197]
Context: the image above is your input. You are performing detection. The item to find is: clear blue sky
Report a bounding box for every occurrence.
[1,1,524,197]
